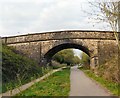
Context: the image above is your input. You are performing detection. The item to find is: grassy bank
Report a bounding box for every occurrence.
[15,68,70,96]
[79,67,118,96]
[1,45,52,93]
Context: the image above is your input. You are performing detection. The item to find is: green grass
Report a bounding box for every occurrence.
[79,67,118,96]
[15,68,70,96]
[1,45,52,93]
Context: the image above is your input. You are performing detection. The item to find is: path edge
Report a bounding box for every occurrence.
[0,67,66,97]
[79,69,114,96]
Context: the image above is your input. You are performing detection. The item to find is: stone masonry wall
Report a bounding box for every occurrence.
[98,40,118,65]
[2,30,118,67]
[8,42,42,64]
[2,30,115,44]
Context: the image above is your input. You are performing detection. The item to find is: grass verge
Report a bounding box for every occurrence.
[15,67,70,96]
[78,67,118,96]
[2,45,52,93]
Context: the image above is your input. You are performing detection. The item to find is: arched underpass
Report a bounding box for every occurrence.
[44,43,90,64]
[44,43,110,96]
[2,30,118,69]
[1,30,118,96]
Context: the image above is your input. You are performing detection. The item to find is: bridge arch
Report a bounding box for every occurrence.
[44,42,90,63]
[2,30,117,69]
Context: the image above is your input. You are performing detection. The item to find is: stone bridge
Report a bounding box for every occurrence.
[2,30,118,68]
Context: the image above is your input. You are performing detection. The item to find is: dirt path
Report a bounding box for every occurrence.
[69,66,111,96]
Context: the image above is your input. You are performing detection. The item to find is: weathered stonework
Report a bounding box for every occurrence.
[2,30,119,68]
[98,40,118,65]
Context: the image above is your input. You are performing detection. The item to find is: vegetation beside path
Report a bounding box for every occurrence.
[79,52,118,96]
[78,67,118,96]
[15,67,70,96]
[1,45,52,93]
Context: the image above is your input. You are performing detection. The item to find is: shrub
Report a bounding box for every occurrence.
[1,45,45,93]
[2,45,43,83]
[96,56,118,83]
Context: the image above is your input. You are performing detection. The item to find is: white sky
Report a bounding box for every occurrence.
[1,0,118,58]
[0,0,113,37]
[73,49,83,59]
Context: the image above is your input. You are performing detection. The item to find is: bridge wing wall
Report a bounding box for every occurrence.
[98,40,118,65]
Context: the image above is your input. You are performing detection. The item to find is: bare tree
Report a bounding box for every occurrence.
[99,1,119,49]
[87,1,120,49]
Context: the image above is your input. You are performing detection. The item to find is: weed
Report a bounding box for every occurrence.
[15,68,70,96]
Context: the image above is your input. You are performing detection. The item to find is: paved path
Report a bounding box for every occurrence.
[69,66,111,96]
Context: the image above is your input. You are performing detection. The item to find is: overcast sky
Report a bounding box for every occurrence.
[0,0,113,37]
[1,0,117,58]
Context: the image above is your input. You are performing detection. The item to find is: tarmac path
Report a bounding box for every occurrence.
[69,65,111,96]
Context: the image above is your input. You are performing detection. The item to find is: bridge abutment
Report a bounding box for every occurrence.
[90,56,99,69]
